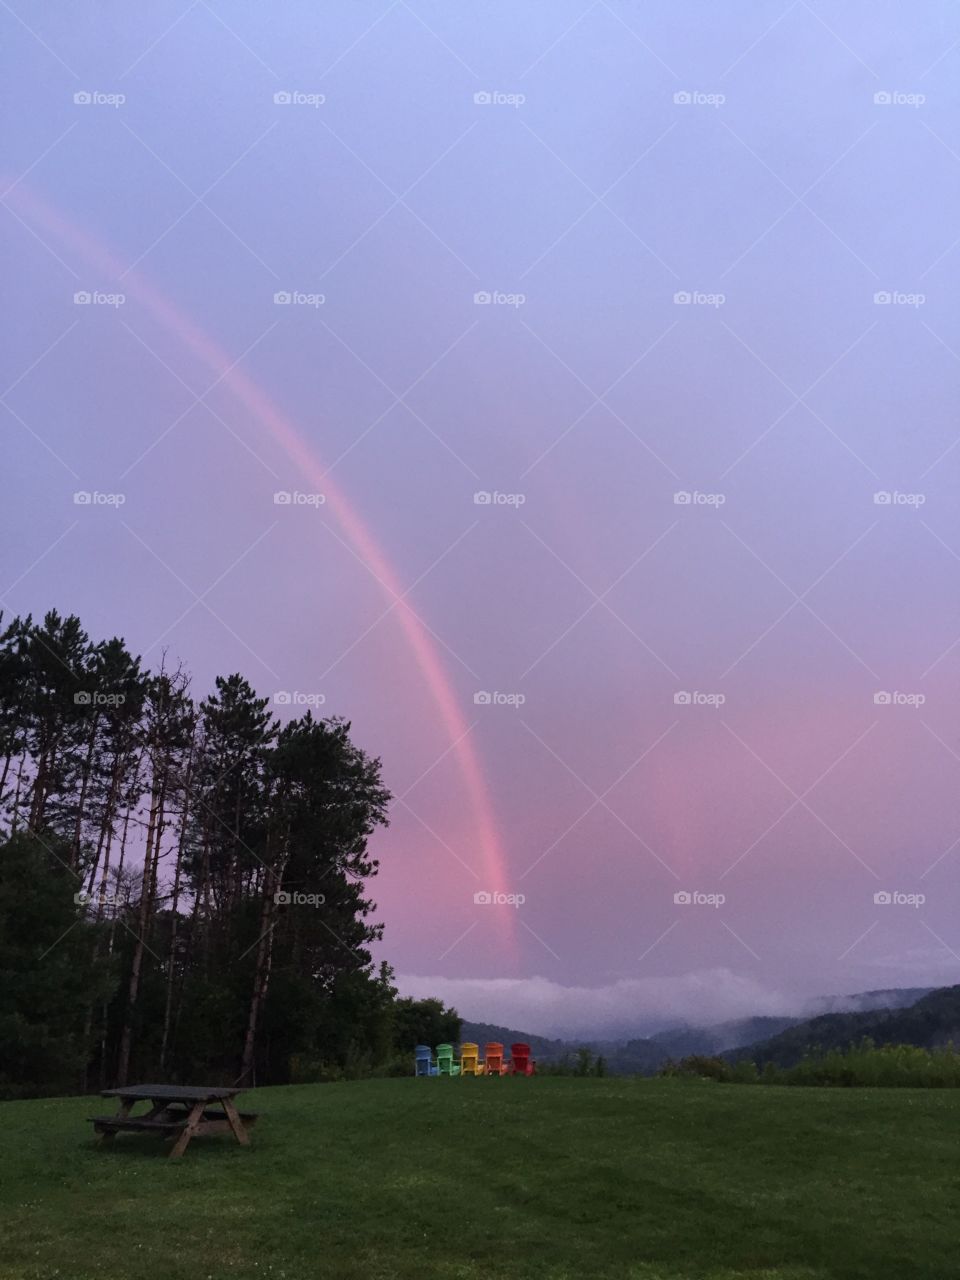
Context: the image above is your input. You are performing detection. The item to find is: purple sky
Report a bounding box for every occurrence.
[5,1,960,1036]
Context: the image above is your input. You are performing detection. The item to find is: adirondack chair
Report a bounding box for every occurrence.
[459,1042,484,1075]
[414,1044,438,1076]
[509,1043,536,1076]
[483,1042,509,1076]
[436,1043,460,1076]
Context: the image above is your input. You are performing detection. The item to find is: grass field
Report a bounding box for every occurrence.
[1,1077,958,1280]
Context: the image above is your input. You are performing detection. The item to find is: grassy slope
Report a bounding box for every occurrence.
[1,1078,958,1280]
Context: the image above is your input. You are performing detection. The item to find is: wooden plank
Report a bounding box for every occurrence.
[91,1117,185,1133]
[102,1084,240,1102]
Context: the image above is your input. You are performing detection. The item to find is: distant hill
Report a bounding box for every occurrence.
[650,1016,802,1060]
[458,1021,575,1061]
[460,987,944,1075]
[730,985,960,1069]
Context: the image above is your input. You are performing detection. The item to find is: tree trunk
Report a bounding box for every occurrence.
[115,767,165,1086]
[239,848,284,1084]
[160,748,193,1072]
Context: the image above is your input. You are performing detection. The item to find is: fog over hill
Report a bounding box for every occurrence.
[459,987,938,1075]
[404,971,937,1042]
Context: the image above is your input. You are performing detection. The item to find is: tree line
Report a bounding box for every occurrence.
[0,609,459,1099]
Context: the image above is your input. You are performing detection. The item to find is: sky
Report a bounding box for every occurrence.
[4,1,960,1037]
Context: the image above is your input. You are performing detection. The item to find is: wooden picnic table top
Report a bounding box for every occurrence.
[101,1084,242,1102]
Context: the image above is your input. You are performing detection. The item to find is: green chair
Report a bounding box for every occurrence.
[436,1043,460,1076]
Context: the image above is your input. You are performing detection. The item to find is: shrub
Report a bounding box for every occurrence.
[660,1055,732,1082]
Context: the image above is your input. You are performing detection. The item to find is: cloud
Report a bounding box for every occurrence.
[396,969,800,1037]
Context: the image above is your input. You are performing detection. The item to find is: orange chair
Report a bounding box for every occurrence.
[483,1042,509,1076]
[460,1042,484,1075]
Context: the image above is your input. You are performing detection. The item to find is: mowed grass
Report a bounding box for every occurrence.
[1,1078,958,1280]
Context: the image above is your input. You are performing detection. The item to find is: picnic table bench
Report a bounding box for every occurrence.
[90,1084,258,1158]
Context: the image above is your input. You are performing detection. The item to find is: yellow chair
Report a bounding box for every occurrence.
[459,1042,485,1075]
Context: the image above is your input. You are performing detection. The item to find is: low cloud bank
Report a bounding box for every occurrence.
[396,969,803,1039]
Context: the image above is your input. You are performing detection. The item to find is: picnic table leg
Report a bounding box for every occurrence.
[220,1097,251,1146]
[99,1096,134,1143]
[168,1100,205,1159]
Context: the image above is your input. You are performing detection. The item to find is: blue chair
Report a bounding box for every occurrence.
[414,1044,439,1076]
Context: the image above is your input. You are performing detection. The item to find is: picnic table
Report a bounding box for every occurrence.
[90,1084,258,1158]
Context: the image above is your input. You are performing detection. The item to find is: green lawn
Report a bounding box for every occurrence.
[1,1077,957,1280]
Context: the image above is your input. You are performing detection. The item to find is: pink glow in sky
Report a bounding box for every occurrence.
[4,1,960,1034]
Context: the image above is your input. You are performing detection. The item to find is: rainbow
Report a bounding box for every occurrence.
[6,179,513,943]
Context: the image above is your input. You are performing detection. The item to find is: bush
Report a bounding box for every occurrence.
[659,1055,732,1082]
[713,1040,960,1088]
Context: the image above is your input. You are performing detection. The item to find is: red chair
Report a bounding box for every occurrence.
[509,1042,536,1075]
